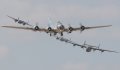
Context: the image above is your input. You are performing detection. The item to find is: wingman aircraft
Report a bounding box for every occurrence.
[55,36,72,43]
[2,16,112,36]
[7,15,31,26]
[55,36,118,53]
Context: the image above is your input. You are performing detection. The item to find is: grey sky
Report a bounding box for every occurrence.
[0,0,120,70]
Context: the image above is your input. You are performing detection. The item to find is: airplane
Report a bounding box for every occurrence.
[73,42,118,53]
[7,15,31,26]
[2,16,112,36]
[55,36,72,43]
[55,36,118,53]
[55,36,95,49]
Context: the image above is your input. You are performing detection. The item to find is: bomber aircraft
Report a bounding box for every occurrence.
[55,36,118,53]
[2,15,112,36]
[56,36,72,43]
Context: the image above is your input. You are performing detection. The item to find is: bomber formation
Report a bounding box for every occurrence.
[1,15,118,53]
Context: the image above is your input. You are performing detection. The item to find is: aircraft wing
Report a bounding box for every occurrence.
[61,25,112,33]
[85,25,112,29]
[1,26,47,32]
[91,47,118,53]
[84,44,98,48]
[7,16,16,20]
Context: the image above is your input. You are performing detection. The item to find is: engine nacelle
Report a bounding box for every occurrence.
[73,44,76,46]
[101,50,104,52]
[80,25,85,31]
[18,20,24,24]
[48,27,52,31]
[68,26,73,33]
[86,47,92,52]
[34,26,39,30]
[14,19,19,22]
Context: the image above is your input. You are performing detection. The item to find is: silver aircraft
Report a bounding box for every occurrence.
[55,36,118,53]
[55,36,72,43]
[7,15,31,26]
[2,16,112,36]
[73,42,118,53]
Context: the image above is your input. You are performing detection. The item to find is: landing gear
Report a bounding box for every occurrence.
[50,33,52,36]
[54,32,57,36]
[60,32,63,36]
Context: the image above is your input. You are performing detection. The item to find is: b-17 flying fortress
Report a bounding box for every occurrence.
[3,15,112,36]
[55,36,118,53]
[1,15,118,53]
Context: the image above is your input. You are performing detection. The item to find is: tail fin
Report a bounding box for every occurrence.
[98,44,100,49]
[83,41,86,45]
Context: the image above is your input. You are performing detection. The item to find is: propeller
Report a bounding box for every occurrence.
[47,18,57,36]
[101,50,104,53]
[47,24,53,36]
[14,17,19,22]
[47,24,52,31]
[34,22,40,30]
[68,24,73,33]
[48,17,54,32]
[79,23,85,33]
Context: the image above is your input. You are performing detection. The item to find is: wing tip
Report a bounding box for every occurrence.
[1,26,8,27]
[108,25,112,27]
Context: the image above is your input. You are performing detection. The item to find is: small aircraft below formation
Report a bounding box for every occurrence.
[56,36,72,43]
[55,36,118,53]
[2,15,112,36]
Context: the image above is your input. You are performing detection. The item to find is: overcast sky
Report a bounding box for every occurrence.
[0,0,120,70]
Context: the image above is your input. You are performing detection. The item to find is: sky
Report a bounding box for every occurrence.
[0,0,120,70]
